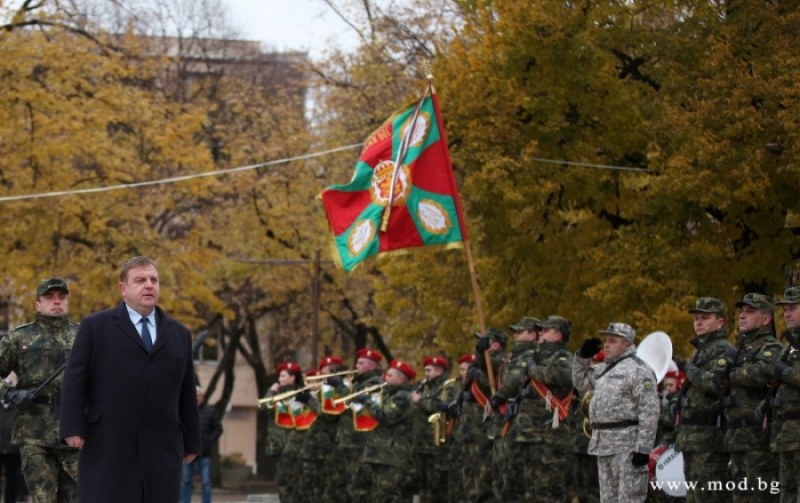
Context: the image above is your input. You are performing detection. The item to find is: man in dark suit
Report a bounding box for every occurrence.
[59,256,200,503]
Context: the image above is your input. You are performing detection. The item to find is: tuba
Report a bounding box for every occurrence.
[581,331,673,438]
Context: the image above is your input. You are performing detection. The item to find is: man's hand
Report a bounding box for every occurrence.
[577,338,602,359]
[475,336,491,354]
[5,388,35,409]
[631,452,649,467]
[183,453,198,464]
[488,394,505,412]
[65,436,84,449]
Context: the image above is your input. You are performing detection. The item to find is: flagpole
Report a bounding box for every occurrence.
[463,238,496,393]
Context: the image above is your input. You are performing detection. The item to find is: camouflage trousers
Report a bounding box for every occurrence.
[779,451,800,503]
[597,452,648,503]
[20,444,78,503]
[571,452,600,503]
[347,450,373,503]
[322,447,351,503]
[519,443,572,502]
[367,462,413,503]
[275,453,300,503]
[492,437,511,501]
[462,435,493,502]
[414,452,448,502]
[682,450,729,503]
[447,439,464,503]
[728,450,778,503]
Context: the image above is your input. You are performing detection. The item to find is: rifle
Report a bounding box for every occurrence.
[760,332,798,430]
[717,338,746,428]
[500,381,531,438]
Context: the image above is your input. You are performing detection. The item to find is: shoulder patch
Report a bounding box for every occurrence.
[558,356,568,361]
[717,358,728,367]
[644,380,654,390]
[763,350,773,358]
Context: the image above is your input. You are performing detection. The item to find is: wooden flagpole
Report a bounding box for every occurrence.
[463,238,496,393]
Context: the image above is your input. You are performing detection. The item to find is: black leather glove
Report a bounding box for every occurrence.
[488,394,505,412]
[475,336,490,354]
[5,388,35,409]
[327,375,344,387]
[631,452,649,467]
[774,360,791,380]
[578,338,602,358]
[295,391,312,404]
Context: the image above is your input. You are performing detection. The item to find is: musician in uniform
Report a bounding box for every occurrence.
[411,355,457,502]
[723,293,780,503]
[446,353,475,503]
[467,326,508,501]
[333,348,384,502]
[765,287,800,502]
[572,322,659,503]
[516,315,574,502]
[570,351,603,503]
[303,356,348,503]
[360,359,416,503]
[263,361,303,503]
[486,316,539,501]
[674,297,734,503]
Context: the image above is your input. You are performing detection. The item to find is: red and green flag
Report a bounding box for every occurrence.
[320,86,468,271]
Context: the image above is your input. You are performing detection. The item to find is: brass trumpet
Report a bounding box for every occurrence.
[427,378,457,447]
[258,384,317,409]
[304,370,357,382]
[332,383,387,406]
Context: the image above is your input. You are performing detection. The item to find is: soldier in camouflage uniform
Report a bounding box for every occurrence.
[573,322,660,503]
[299,356,345,502]
[723,293,780,502]
[446,353,474,503]
[361,359,416,503]
[467,326,508,501]
[263,361,303,503]
[512,315,574,502]
[0,278,79,503]
[487,316,540,502]
[333,348,384,503]
[410,355,457,502]
[674,297,734,503]
[570,351,603,503]
[764,287,800,503]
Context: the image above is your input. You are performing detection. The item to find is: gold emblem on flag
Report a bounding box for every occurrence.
[348,219,376,257]
[370,160,412,207]
[400,111,431,148]
[417,199,451,235]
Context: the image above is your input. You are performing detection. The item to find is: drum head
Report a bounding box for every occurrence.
[654,445,686,497]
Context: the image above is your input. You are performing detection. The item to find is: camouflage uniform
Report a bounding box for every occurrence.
[333,369,384,503]
[568,394,600,503]
[723,325,780,503]
[489,339,538,502]
[772,288,800,503]
[515,339,574,502]
[361,381,413,503]
[675,327,734,503]
[411,372,457,502]
[0,313,79,503]
[459,363,494,502]
[573,334,660,503]
[296,390,339,502]
[263,383,299,502]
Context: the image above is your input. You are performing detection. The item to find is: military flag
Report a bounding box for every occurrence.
[320,85,468,271]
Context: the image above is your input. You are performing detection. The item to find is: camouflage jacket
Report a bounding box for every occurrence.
[573,346,659,456]
[334,369,383,449]
[412,373,458,455]
[723,326,781,451]
[489,341,537,440]
[657,391,678,446]
[0,314,78,447]
[507,341,573,445]
[769,328,800,452]
[264,383,299,457]
[452,380,490,444]
[298,392,340,461]
[362,383,413,467]
[473,349,508,439]
[675,329,735,453]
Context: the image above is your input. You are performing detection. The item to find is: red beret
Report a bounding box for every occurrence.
[389,359,416,380]
[305,369,319,377]
[277,361,301,374]
[423,355,449,369]
[458,354,476,364]
[319,355,344,369]
[664,370,686,389]
[356,348,382,363]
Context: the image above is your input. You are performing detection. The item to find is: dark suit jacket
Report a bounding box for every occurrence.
[59,303,200,503]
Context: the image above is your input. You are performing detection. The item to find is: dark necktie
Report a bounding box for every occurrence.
[141,317,153,352]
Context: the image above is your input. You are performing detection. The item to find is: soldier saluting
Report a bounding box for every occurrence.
[0,278,79,502]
